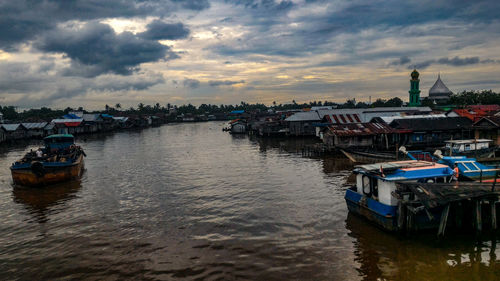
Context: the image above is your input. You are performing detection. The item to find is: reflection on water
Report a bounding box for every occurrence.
[12,181,82,224]
[346,213,500,280]
[0,122,499,280]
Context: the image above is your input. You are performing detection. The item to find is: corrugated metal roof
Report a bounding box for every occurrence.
[327,122,395,136]
[113,116,128,122]
[285,111,321,122]
[376,114,446,124]
[323,113,362,124]
[82,114,102,121]
[21,122,48,129]
[1,124,22,131]
[52,118,84,123]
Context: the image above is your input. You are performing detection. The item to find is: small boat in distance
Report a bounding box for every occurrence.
[10,134,86,187]
[443,139,496,159]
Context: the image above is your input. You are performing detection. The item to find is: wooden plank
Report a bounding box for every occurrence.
[438,204,450,237]
[340,149,357,163]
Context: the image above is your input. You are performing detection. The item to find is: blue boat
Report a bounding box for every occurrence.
[402,147,500,182]
[345,160,454,231]
[436,154,499,181]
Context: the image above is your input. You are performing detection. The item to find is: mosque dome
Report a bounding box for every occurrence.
[429,74,453,97]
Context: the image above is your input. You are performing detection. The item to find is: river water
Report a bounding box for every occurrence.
[0,122,499,280]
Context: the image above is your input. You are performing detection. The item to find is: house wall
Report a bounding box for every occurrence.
[26,129,45,138]
[334,135,373,148]
[6,128,27,140]
[289,121,316,136]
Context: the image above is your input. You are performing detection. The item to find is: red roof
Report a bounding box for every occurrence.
[467,105,500,112]
[451,108,491,122]
[64,122,82,127]
[327,122,394,136]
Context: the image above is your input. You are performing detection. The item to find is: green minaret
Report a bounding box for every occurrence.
[408,69,421,106]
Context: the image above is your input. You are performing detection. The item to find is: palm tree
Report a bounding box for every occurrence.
[105,104,109,112]
[115,103,121,111]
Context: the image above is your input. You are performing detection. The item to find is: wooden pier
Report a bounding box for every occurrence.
[395,182,500,236]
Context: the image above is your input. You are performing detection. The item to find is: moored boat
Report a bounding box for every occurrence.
[443,139,496,159]
[340,148,399,164]
[10,134,86,187]
[345,160,454,231]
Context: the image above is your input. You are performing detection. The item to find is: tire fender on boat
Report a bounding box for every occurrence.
[31,161,46,178]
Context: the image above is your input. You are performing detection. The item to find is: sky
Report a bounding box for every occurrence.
[0,0,500,110]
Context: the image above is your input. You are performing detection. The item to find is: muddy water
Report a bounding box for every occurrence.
[0,122,499,280]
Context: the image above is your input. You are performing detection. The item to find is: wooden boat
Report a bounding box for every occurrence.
[345,160,454,231]
[443,139,496,159]
[340,148,399,164]
[10,134,86,187]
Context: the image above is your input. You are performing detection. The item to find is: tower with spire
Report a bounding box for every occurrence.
[408,69,421,106]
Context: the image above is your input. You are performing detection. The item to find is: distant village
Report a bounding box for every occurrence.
[1,70,500,152]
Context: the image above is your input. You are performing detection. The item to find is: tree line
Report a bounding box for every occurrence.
[1,90,498,122]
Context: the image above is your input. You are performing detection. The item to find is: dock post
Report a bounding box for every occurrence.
[438,204,450,237]
[492,166,498,192]
[475,200,482,233]
[406,206,413,233]
[398,201,405,231]
[491,199,497,230]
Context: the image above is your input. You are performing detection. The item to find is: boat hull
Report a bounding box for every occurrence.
[341,149,398,164]
[345,188,442,232]
[11,155,84,187]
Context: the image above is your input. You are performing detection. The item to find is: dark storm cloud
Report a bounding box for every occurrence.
[0,0,207,50]
[172,0,210,11]
[36,22,177,77]
[183,78,201,88]
[213,0,500,58]
[390,56,412,66]
[410,56,496,69]
[208,80,245,86]
[227,0,294,11]
[139,20,190,40]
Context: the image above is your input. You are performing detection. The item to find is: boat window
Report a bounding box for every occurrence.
[362,176,371,196]
[371,179,378,199]
[465,144,471,151]
[446,143,451,148]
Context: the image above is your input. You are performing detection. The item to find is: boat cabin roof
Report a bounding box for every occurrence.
[43,134,75,150]
[354,160,453,181]
[444,139,492,144]
[44,134,74,140]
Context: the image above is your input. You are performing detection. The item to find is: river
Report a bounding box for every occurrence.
[0,122,499,280]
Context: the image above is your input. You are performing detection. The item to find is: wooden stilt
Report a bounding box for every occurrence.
[475,200,482,233]
[438,204,450,237]
[398,201,405,231]
[491,200,497,230]
[406,206,413,233]
[455,202,463,229]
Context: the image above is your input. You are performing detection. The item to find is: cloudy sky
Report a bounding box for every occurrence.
[0,0,499,110]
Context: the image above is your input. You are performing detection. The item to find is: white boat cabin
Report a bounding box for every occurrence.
[445,139,491,152]
[354,161,453,206]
